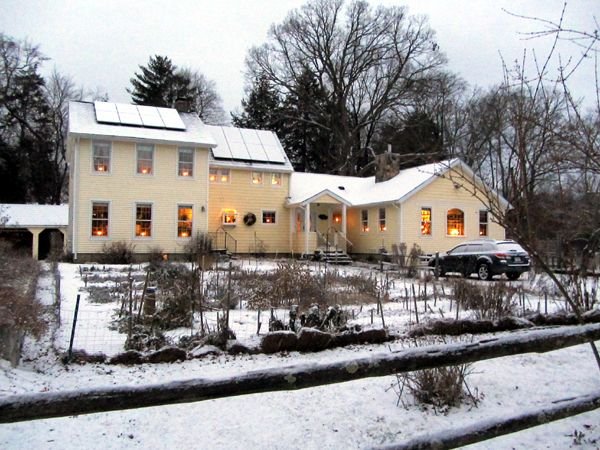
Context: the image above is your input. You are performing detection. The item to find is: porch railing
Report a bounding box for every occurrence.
[208,227,237,254]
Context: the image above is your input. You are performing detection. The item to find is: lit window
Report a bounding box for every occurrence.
[379,208,386,232]
[222,209,237,225]
[447,208,464,236]
[479,210,488,236]
[92,141,111,173]
[178,148,194,177]
[262,211,276,224]
[270,173,282,186]
[210,168,230,183]
[177,205,193,238]
[135,203,152,237]
[252,171,263,185]
[91,202,109,236]
[361,210,369,232]
[421,207,432,236]
[136,144,154,175]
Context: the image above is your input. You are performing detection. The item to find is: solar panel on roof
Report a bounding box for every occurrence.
[116,104,143,126]
[245,143,270,162]
[94,102,120,124]
[157,107,186,130]
[256,130,286,163]
[240,129,262,145]
[138,105,165,128]
[210,128,234,159]
[223,128,251,160]
[208,126,288,165]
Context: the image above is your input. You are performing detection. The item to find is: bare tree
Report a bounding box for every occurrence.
[178,68,226,125]
[247,0,446,175]
[442,3,600,370]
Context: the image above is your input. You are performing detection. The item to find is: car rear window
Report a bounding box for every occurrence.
[497,242,525,252]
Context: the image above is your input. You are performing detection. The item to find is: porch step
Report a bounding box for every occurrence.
[313,249,353,265]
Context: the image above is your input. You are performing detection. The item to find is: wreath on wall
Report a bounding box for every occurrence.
[243,212,257,226]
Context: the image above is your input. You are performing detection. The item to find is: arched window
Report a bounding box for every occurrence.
[447,208,464,236]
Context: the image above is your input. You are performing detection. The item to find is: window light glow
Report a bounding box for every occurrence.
[223,209,237,224]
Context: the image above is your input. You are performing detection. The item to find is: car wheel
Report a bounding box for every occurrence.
[477,263,492,281]
[506,272,521,281]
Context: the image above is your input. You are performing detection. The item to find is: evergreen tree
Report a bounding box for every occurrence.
[375,110,444,169]
[280,69,333,172]
[128,55,184,107]
[231,76,283,130]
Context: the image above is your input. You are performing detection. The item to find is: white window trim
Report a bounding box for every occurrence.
[378,207,387,233]
[420,206,433,238]
[133,201,154,239]
[135,144,155,176]
[251,171,264,186]
[176,203,194,239]
[177,147,195,179]
[90,200,111,240]
[222,209,238,226]
[91,140,112,175]
[261,210,277,225]
[360,209,369,233]
[446,207,466,237]
[270,172,282,188]
[479,209,489,236]
[210,168,231,184]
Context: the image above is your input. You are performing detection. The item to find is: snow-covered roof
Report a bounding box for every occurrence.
[289,159,467,207]
[68,102,217,148]
[206,125,294,172]
[0,204,69,228]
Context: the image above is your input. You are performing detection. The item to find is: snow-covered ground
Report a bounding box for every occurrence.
[1,261,599,449]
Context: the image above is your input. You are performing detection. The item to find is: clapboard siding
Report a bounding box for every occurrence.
[73,138,210,256]
[207,168,291,254]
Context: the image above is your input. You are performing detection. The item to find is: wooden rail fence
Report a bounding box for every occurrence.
[1,324,599,429]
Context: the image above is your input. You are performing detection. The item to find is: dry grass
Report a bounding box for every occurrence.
[451,279,518,320]
[0,241,45,338]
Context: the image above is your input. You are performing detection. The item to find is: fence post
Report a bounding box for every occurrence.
[67,294,81,362]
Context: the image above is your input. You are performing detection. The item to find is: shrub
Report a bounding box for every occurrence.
[393,364,479,412]
[406,243,423,278]
[452,279,517,320]
[101,241,135,264]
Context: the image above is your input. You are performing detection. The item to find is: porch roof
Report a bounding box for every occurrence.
[0,204,69,228]
[288,160,459,207]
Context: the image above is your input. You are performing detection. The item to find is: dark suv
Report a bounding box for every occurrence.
[428,239,530,280]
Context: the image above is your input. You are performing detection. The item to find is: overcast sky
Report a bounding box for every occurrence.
[1,0,597,118]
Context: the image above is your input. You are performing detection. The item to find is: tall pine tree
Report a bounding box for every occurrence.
[280,69,333,172]
[231,76,283,130]
[128,55,185,107]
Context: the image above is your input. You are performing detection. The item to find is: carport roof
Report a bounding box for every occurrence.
[0,204,69,228]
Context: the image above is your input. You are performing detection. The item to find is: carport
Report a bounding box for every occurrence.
[0,204,68,260]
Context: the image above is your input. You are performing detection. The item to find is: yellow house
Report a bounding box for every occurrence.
[67,101,507,262]
[287,158,507,258]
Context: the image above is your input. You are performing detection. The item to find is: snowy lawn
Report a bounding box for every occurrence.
[1,260,599,449]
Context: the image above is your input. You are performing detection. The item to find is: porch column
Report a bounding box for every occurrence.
[304,203,310,256]
[27,227,43,260]
[342,204,347,236]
